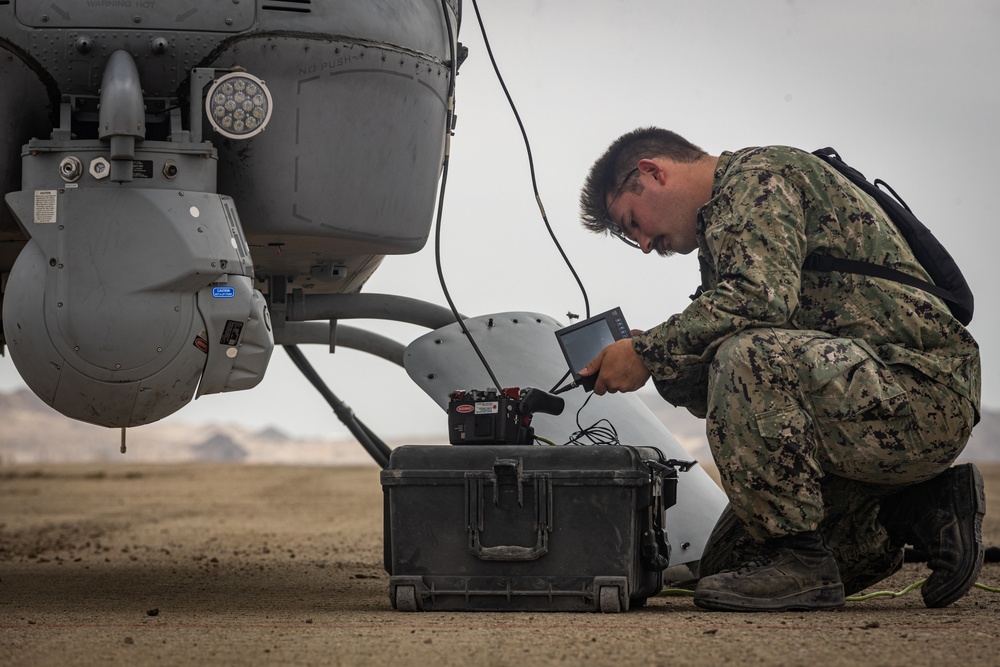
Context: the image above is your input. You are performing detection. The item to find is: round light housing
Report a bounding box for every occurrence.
[205,72,272,140]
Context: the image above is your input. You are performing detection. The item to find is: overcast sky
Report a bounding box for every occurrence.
[1,0,996,444]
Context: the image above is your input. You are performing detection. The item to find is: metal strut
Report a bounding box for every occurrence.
[283,345,392,468]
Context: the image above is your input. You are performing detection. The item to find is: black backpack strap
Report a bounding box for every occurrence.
[802,253,960,304]
[811,147,974,325]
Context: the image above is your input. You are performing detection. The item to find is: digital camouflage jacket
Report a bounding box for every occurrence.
[631,146,981,420]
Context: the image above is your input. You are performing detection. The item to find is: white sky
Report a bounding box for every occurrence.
[1,0,997,442]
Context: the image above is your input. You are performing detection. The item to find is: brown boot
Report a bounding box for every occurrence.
[879,463,986,608]
[694,531,845,612]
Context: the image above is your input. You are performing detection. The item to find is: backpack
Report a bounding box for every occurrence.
[805,147,974,326]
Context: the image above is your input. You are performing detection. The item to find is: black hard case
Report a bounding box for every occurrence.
[381,444,678,612]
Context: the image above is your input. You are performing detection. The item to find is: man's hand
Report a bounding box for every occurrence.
[578,339,651,395]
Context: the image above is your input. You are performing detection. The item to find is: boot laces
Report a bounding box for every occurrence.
[731,546,781,575]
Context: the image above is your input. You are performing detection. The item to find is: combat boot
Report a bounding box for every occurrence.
[699,503,904,597]
[879,463,986,608]
[694,531,845,612]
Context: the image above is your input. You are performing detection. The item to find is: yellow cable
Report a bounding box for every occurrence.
[845,578,925,601]
[659,588,696,596]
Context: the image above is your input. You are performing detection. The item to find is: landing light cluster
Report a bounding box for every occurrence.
[205,72,272,140]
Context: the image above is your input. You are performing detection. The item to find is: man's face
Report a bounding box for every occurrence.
[604,161,700,256]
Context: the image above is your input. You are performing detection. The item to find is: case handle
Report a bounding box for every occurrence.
[470,531,548,561]
[467,462,552,561]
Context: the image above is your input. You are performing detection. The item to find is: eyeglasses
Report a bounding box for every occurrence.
[605,167,640,248]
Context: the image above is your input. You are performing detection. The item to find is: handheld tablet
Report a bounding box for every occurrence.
[554,308,631,392]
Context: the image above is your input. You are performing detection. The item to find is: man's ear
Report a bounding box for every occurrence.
[637,157,667,185]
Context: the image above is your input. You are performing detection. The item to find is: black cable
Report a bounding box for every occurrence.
[434,0,504,390]
[549,369,571,394]
[469,0,591,320]
[562,392,622,446]
[432,0,598,391]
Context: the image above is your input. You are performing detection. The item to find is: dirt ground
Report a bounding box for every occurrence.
[1,462,998,667]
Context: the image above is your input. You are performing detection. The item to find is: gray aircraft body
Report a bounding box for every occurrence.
[0,1,727,590]
[0,1,459,426]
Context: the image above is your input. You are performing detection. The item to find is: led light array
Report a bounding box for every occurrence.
[205,72,273,140]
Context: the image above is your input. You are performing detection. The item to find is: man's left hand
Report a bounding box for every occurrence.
[578,339,652,395]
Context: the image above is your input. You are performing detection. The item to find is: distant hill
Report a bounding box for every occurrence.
[0,388,385,466]
[637,391,1000,464]
[0,387,994,465]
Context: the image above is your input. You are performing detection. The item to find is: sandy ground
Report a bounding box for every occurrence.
[1,462,998,667]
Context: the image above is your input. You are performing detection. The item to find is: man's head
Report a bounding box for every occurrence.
[580,127,712,256]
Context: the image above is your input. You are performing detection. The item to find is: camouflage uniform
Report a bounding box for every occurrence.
[631,147,981,580]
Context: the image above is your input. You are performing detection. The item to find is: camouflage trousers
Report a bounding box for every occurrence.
[703,328,975,588]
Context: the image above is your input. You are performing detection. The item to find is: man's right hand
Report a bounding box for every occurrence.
[578,339,651,395]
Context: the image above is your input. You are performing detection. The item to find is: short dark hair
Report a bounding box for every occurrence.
[579,127,706,234]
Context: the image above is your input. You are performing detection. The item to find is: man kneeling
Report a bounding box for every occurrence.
[577,128,983,611]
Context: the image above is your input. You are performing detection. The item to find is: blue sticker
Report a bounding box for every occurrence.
[212,286,236,299]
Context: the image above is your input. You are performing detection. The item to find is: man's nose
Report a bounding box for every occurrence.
[638,233,654,254]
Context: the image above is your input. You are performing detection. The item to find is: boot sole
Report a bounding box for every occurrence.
[922,463,986,608]
[694,583,845,612]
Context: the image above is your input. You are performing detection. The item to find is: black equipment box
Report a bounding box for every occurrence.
[447,388,533,445]
[381,444,679,612]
